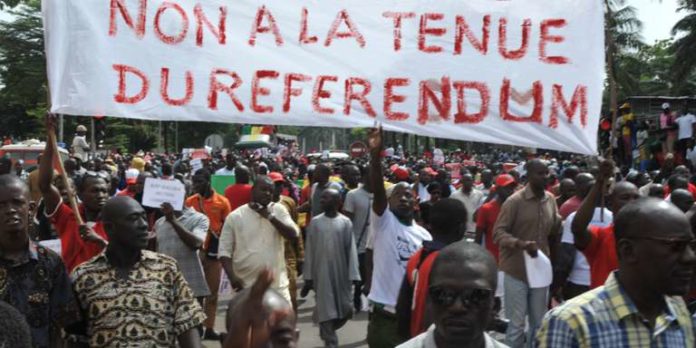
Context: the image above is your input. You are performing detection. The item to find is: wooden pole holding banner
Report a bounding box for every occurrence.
[46,81,84,225]
[47,117,85,226]
[44,26,86,230]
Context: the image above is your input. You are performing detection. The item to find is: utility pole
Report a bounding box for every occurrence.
[175,122,179,152]
[158,121,163,151]
[58,114,64,143]
[90,117,96,156]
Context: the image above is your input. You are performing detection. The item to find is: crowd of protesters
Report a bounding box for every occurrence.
[613,101,696,173]
[2,115,696,348]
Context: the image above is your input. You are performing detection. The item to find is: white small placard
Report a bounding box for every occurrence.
[142,178,186,211]
[525,250,553,289]
[190,158,203,173]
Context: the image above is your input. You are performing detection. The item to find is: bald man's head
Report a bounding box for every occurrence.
[614,198,696,296]
[611,181,639,214]
[431,241,497,289]
[615,198,688,241]
[559,178,576,198]
[252,176,275,207]
[648,183,665,198]
[671,189,694,213]
[563,165,580,180]
[236,165,251,184]
[525,159,549,191]
[102,196,149,250]
[389,182,416,220]
[313,164,331,185]
[320,188,341,213]
[574,173,595,198]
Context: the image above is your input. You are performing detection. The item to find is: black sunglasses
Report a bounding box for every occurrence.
[623,236,696,254]
[429,286,493,308]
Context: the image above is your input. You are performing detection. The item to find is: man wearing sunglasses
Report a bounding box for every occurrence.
[537,198,696,347]
[397,241,508,348]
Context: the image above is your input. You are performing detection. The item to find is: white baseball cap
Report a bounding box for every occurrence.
[662,102,671,110]
[125,168,140,184]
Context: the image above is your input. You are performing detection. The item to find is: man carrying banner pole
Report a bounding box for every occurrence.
[40,115,110,273]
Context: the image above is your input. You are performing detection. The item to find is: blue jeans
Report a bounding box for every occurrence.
[504,273,548,348]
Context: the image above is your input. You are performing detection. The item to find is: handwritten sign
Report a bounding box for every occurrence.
[142,177,186,210]
[190,158,203,173]
[43,0,604,154]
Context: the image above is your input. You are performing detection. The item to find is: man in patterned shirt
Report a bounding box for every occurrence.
[536,198,696,347]
[0,175,81,347]
[72,196,205,347]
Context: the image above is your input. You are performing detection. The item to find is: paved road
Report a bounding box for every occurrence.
[203,284,370,348]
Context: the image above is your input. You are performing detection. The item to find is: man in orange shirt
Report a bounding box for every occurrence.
[571,160,640,289]
[186,168,232,342]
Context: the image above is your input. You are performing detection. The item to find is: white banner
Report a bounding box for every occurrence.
[43,0,604,154]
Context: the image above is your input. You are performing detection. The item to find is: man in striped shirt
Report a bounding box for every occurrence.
[536,198,696,347]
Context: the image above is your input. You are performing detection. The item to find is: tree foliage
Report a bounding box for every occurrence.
[0,0,46,139]
[0,0,21,10]
[671,0,696,91]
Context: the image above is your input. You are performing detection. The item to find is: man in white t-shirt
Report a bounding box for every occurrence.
[450,173,484,237]
[215,154,237,177]
[413,168,435,203]
[559,208,612,300]
[676,110,696,159]
[366,127,432,348]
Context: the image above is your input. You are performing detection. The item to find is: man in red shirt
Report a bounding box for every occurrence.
[571,160,640,289]
[476,174,517,263]
[559,173,595,219]
[39,116,109,273]
[116,168,140,198]
[396,198,467,339]
[224,165,252,212]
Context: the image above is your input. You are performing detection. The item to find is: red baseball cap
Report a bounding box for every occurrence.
[268,172,284,183]
[495,174,516,188]
[393,167,410,181]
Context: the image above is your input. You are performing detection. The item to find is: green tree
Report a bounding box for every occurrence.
[671,0,696,92]
[611,40,674,100]
[0,0,22,10]
[0,0,243,153]
[0,0,46,139]
[604,0,644,118]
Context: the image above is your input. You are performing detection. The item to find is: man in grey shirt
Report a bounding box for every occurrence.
[155,202,211,299]
[299,163,342,218]
[342,168,373,311]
